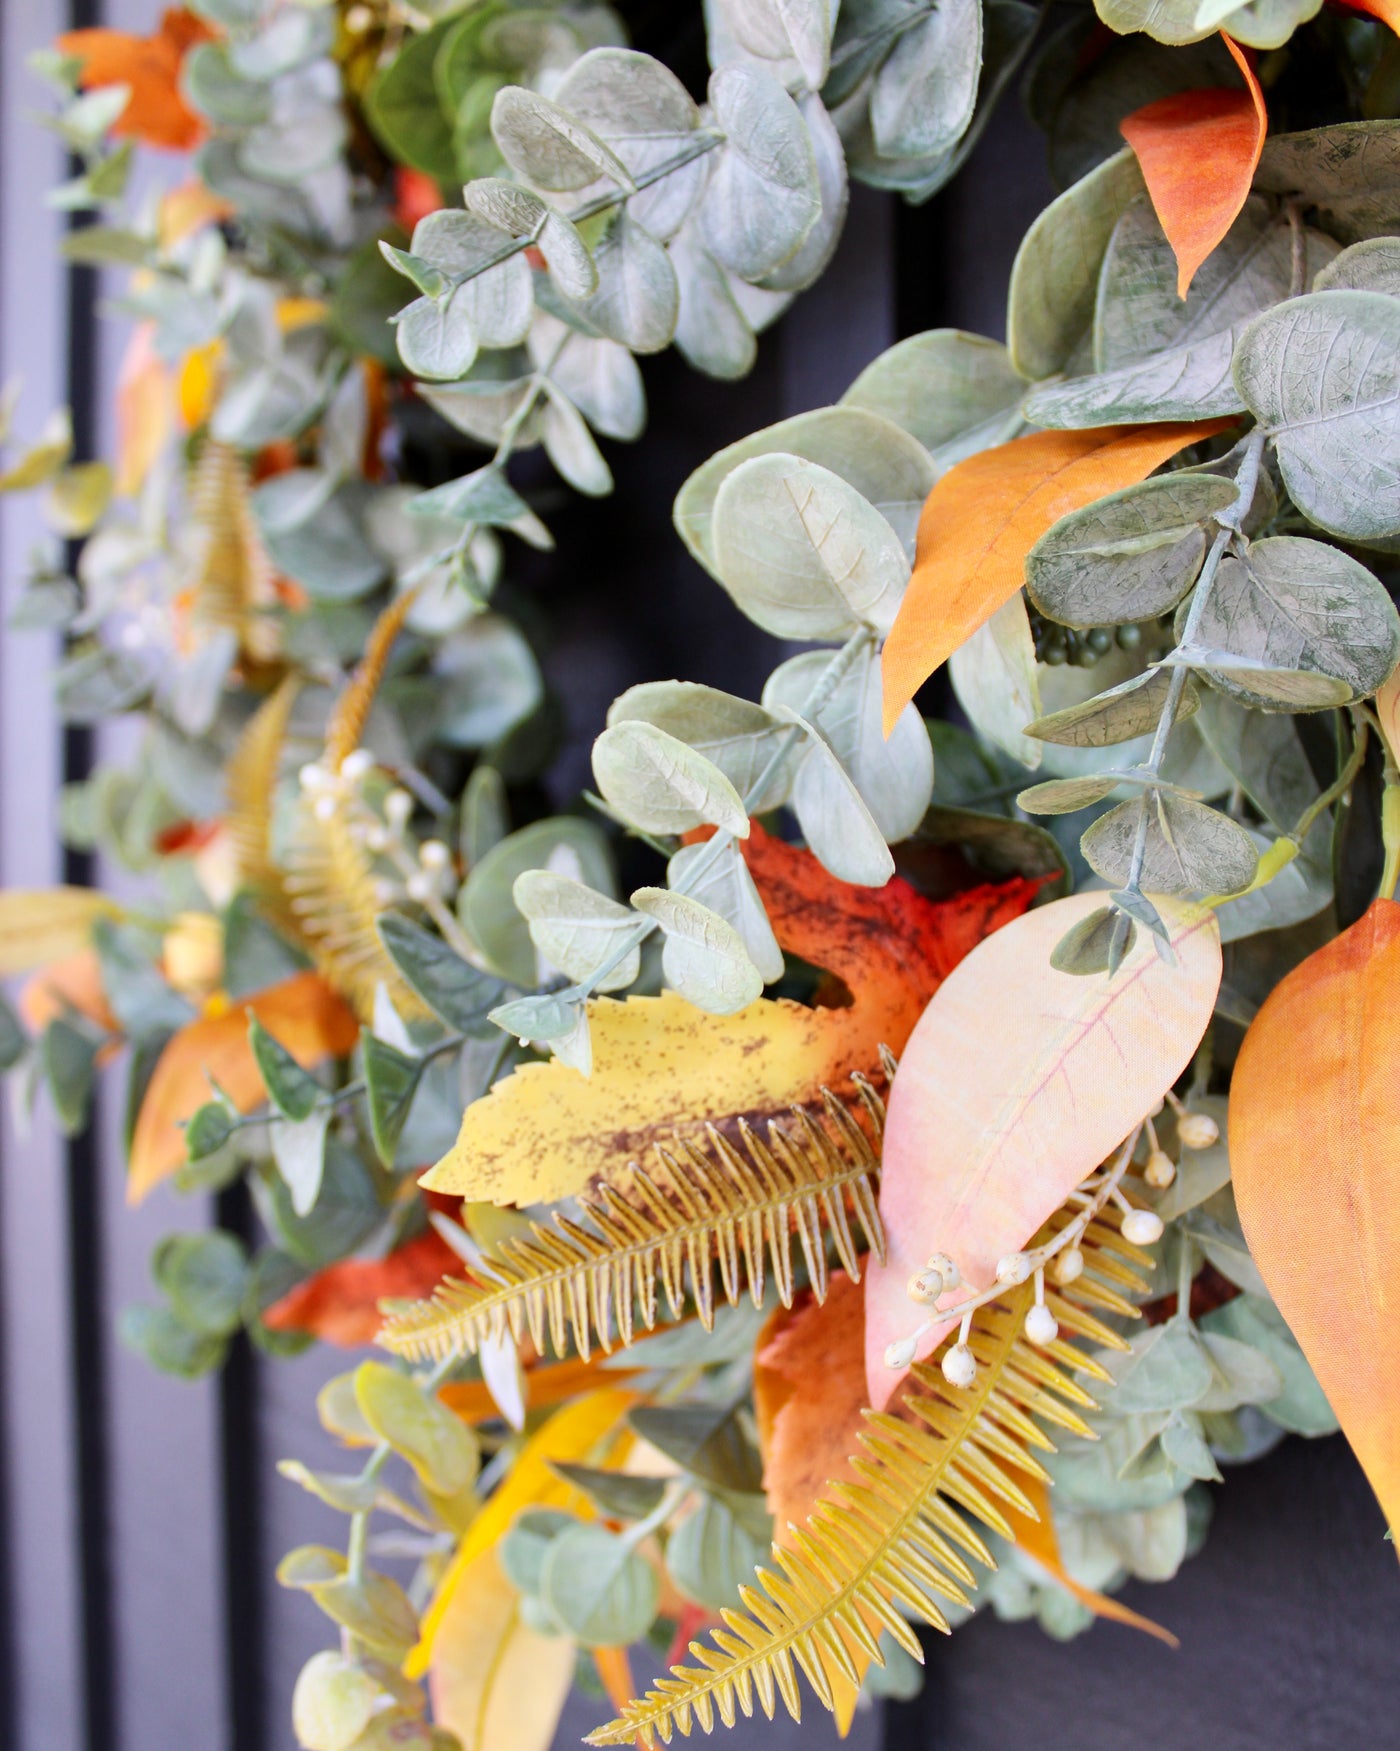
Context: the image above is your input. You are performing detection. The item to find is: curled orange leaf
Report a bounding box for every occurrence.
[1231,898,1400,1540]
[1120,36,1267,299]
[263,1228,464,1347]
[128,970,359,1202]
[57,8,214,152]
[880,420,1231,734]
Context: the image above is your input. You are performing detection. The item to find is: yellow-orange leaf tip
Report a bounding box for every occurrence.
[1119,36,1267,300]
[1231,898,1400,1544]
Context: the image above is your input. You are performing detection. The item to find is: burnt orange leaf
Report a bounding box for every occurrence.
[128,970,359,1203]
[263,1228,463,1347]
[157,180,233,249]
[1231,898,1400,1540]
[1120,36,1267,299]
[1006,1476,1179,1645]
[19,947,119,1037]
[423,825,1040,1206]
[57,8,214,152]
[880,420,1231,734]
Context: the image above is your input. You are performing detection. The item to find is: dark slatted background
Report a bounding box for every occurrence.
[0,2,1395,1747]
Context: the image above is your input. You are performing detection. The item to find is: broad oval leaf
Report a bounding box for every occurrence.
[865,890,1222,1404]
[591,721,750,838]
[1315,236,1400,297]
[698,63,820,281]
[631,886,764,1013]
[869,0,980,163]
[1080,791,1259,895]
[490,85,633,192]
[608,681,797,813]
[540,1524,659,1647]
[409,210,533,348]
[572,209,678,354]
[777,708,897,887]
[839,329,1025,468]
[947,592,1043,770]
[353,1361,478,1496]
[668,839,784,985]
[514,871,640,993]
[460,818,617,988]
[395,291,478,383]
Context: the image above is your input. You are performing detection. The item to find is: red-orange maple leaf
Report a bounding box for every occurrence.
[58,8,214,152]
[264,1226,462,1347]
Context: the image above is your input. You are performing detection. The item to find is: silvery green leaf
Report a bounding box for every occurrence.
[1025,665,1197,748]
[631,887,764,1013]
[540,1524,658,1646]
[757,93,847,295]
[534,315,646,440]
[763,642,933,839]
[514,870,640,991]
[1081,792,1258,895]
[542,386,612,497]
[1192,693,1318,834]
[552,49,706,239]
[773,707,895,886]
[720,0,835,87]
[607,681,797,812]
[665,1493,766,1613]
[1027,474,1237,627]
[1191,0,1322,52]
[676,406,936,573]
[230,4,331,78]
[670,229,757,380]
[1190,538,1400,707]
[1111,884,1172,941]
[1017,774,1123,815]
[410,465,530,526]
[1050,903,1137,975]
[840,329,1025,471]
[1089,0,1202,40]
[490,991,582,1044]
[1104,1323,1215,1415]
[461,818,617,986]
[1194,1330,1283,1414]
[1214,826,1331,941]
[462,765,509,868]
[434,615,543,748]
[571,210,678,353]
[271,1108,331,1218]
[1169,649,1354,710]
[592,721,750,836]
[1007,148,1144,381]
[1201,1295,1337,1436]
[869,0,980,162]
[490,86,634,192]
[252,474,383,600]
[465,181,598,298]
[698,63,821,281]
[1186,1185,1269,1296]
[395,290,478,382]
[1314,236,1400,296]
[184,42,273,127]
[170,629,238,737]
[667,839,784,985]
[409,211,533,348]
[1159,1414,1221,1483]
[948,593,1042,770]
[1234,291,1400,540]
[711,454,910,639]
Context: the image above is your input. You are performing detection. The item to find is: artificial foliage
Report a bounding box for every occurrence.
[2,0,1400,1747]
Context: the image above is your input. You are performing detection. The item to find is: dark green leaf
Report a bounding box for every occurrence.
[361,1031,424,1169]
[153,1230,249,1338]
[41,1017,98,1135]
[550,1463,667,1521]
[119,1304,227,1379]
[377,913,508,1034]
[627,1402,763,1495]
[249,1013,321,1121]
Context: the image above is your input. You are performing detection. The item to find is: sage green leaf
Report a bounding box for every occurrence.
[461,817,618,986]
[154,1231,248,1338]
[41,1017,97,1135]
[607,681,798,811]
[276,1546,348,1591]
[631,887,764,1013]
[377,913,508,1035]
[277,1459,381,1514]
[365,17,459,183]
[774,707,896,886]
[758,92,847,295]
[1081,792,1258,895]
[698,63,820,281]
[1192,693,1318,834]
[539,1524,659,1647]
[409,211,532,348]
[1189,0,1321,48]
[1202,1295,1338,1436]
[550,1464,666,1522]
[670,230,757,379]
[395,291,478,382]
[184,41,273,127]
[1255,122,1400,245]
[1159,1413,1222,1483]
[490,86,634,193]
[628,1401,763,1493]
[1194,1331,1283,1414]
[593,721,750,838]
[1007,148,1144,381]
[1190,538,1400,707]
[666,1493,765,1612]
[1027,474,1237,626]
[572,210,678,353]
[309,1573,419,1661]
[514,870,640,992]
[1049,903,1137,975]
[1168,648,1352,709]
[499,1509,576,1596]
[1091,0,1211,44]
[271,1108,332,1218]
[667,839,784,985]
[711,455,909,638]
[354,1361,478,1495]
[361,1032,424,1169]
[410,463,529,526]
[764,643,934,839]
[721,0,834,86]
[461,765,508,868]
[1214,826,1331,941]
[542,386,612,497]
[185,1100,235,1161]
[869,0,980,162]
[119,1305,226,1380]
[1018,775,1123,815]
[489,992,584,1046]
[676,406,935,573]
[1234,290,1400,540]
[948,593,1042,769]
[539,317,645,439]
[1104,1322,1215,1415]
[249,1013,320,1121]
[434,615,543,746]
[840,329,1025,470]
[1314,236,1400,297]
[253,473,384,601]
[463,181,598,299]
[1025,665,1198,747]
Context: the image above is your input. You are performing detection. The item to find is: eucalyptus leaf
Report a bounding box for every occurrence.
[309,1574,418,1661]
[1159,1412,1222,1482]
[776,707,896,886]
[539,1524,659,1647]
[1017,775,1123,815]
[395,290,478,382]
[948,593,1042,770]
[592,721,750,838]
[869,0,980,161]
[572,209,678,353]
[490,85,634,192]
[41,1017,98,1135]
[758,92,847,295]
[549,1464,666,1521]
[1254,120,1400,248]
[1103,1322,1215,1416]
[668,839,784,985]
[698,63,821,281]
[840,329,1025,469]
[542,386,613,497]
[1049,902,1136,975]
[353,1361,478,1495]
[607,681,798,812]
[365,19,460,183]
[631,886,765,1013]
[460,817,617,987]
[1081,792,1258,895]
[409,210,533,347]
[1194,1330,1283,1414]
[670,230,758,379]
[271,1107,332,1219]
[1202,1295,1338,1436]
[499,1509,576,1597]
[1026,665,1198,748]
[1314,236,1400,297]
[666,1493,764,1611]
[154,1231,248,1338]
[514,869,640,991]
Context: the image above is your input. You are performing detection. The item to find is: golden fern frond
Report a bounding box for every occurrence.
[225,675,302,903]
[284,589,427,1020]
[587,1213,1151,1748]
[187,439,279,662]
[378,1067,894,1364]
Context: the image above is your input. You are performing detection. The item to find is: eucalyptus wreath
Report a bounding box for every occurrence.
[2,0,1399,1747]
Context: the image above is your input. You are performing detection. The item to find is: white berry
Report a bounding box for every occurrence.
[420,839,450,872]
[926,1252,960,1289]
[385,788,413,828]
[942,1343,977,1388]
[312,794,338,823]
[405,871,433,903]
[884,1336,918,1370]
[1177,1111,1220,1150]
[365,825,389,853]
[1144,1148,1177,1189]
[340,748,374,782]
[907,1268,944,1305]
[299,762,329,793]
[995,1251,1032,1285]
[1121,1208,1165,1246]
[1024,1304,1059,1346]
[1051,1248,1084,1286]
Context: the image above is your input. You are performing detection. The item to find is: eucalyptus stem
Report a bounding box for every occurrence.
[346,1351,459,1594]
[1174,1234,1195,1324]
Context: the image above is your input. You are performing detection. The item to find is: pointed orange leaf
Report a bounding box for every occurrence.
[880,420,1231,734]
[127,971,359,1202]
[1231,898,1400,1540]
[19,947,119,1037]
[865,890,1222,1406]
[1120,36,1267,299]
[263,1228,464,1347]
[57,8,214,152]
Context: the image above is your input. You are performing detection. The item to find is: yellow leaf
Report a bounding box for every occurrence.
[406,1387,635,1677]
[127,970,359,1202]
[1231,899,1400,1539]
[177,341,221,430]
[46,461,113,537]
[864,890,1221,1405]
[0,887,120,977]
[0,408,73,492]
[880,420,1231,734]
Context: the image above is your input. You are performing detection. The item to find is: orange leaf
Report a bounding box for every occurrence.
[19,947,118,1037]
[157,180,233,249]
[440,1354,640,1424]
[127,970,359,1202]
[263,1228,463,1346]
[115,323,173,496]
[1231,898,1400,1539]
[57,8,214,151]
[880,420,1231,734]
[1120,36,1267,299]
[1006,1476,1180,1646]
